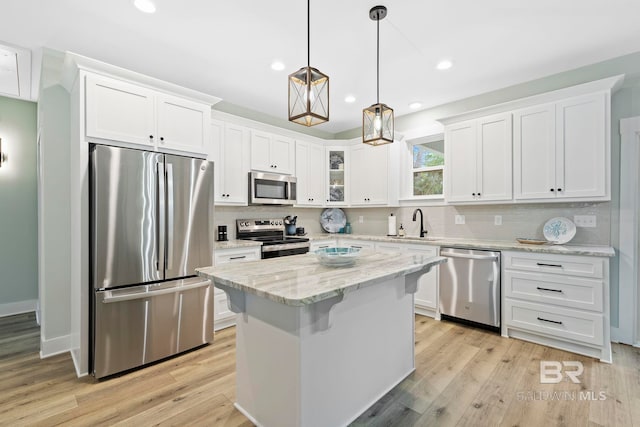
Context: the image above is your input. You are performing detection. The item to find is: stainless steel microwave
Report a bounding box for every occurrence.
[249,171,297,205]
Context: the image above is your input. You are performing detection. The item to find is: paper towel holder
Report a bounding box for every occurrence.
[387,212,397,237]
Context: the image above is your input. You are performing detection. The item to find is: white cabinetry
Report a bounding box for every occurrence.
[513,93,608,201]
[444,113,512,203]
[211,120,249,205]
[502,251,611,362]
[85,74,210,155]
[338,238,376,251]
[250,130,295,174]
[295,140,325,206]
[213,246,261,330]
[350,144,389,205]
[310,240,337,252]
[326,148,349,205]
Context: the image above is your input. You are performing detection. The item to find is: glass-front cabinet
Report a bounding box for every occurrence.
[326,148,349,205]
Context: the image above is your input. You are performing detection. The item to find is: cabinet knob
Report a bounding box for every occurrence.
[149,135,154,139]
[557,188,562,192]
[477,193,481,196]
[160,137,164,142]
[550,188,555,192]
[472,193,476,196]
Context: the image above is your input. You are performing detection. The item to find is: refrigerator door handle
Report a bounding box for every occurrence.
[101,280,211,304]
[157,161,166,275]
[166,163,174,270]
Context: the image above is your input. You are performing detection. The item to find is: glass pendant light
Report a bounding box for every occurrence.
[288,0,329,126]
[363,5,394,146]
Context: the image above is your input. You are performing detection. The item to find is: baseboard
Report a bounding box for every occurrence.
[0,299,38,317]
[40,334,71,359]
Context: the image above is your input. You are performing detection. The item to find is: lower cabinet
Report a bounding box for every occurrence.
[502,251,611,362]
[213,246,261,330]
[310,240,337,252]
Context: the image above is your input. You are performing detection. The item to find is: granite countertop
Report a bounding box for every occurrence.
[309,234,615,257]
[215,240,262,250]
[197,252,446,306]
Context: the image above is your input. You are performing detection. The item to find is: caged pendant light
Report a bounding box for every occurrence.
[288,0,329,126]
[363,5,394,146]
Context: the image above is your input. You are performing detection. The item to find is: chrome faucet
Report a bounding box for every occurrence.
[412,208,427,238]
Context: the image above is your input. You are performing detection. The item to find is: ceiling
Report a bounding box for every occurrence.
[1,0,640,134]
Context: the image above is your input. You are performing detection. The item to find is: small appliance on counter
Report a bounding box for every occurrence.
[284,215,298,235]
[217,225,228,241]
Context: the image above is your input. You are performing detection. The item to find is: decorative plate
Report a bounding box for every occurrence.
[315,247,361,267]
[543,217,576,244]
[320,208,347,233]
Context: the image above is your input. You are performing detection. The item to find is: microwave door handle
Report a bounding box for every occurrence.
[166,163,174,270]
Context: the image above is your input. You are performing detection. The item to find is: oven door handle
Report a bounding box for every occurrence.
[261,242,310,252]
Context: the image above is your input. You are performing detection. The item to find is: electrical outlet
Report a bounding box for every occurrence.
[494,215,502,226]
[455,215,465,225]
[358,215,364,224]
[574,215,596,228]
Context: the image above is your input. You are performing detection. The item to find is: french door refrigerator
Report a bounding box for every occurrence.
[90,144,214,378]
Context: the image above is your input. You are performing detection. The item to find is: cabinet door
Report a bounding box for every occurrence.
[156,94,210,155]
[271,135,295,175]
[296,141,325,206]
[350,144,389,205]
[250,130,273,172]
[556,93,607,199]
[445,120,477,202]
[513,104,556,200]
[405,245,438,311]
[85,74,155,146]
[210,120,224,203]
[222,124,249,205]
[477,113,512,201]
[326,148,348,205]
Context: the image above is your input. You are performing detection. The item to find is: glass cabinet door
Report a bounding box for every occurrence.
[327,149,346,204]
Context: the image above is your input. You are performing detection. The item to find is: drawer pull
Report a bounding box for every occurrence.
[351,245,363,249]
[318,245,329,249]
[536,286,563,293]
[537,317,563,325]
[536,262,562,268]
[229,255,247,260]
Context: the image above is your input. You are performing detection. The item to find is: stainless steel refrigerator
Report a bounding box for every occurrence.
[90,144,214,378]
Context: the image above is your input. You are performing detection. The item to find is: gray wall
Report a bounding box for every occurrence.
[0,96,38,310]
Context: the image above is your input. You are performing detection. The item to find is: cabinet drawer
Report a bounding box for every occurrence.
[403,244,438,257]
[375,242,404,252]
[310,241,337,252]
[338,239,375,250]
[214,248,260,265]
[504,271,603,311]
[503,252,604,279]
[504,299,603,346]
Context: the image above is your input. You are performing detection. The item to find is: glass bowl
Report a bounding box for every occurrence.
[314,247,361,267]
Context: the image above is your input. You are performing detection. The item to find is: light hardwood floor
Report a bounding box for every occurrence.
[1,313,639,426]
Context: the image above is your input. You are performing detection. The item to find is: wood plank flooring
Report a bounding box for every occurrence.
[1,313,639,426]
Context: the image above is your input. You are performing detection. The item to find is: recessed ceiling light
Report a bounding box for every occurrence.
[344,95,356,103]
[133,0,156,14]
[271,61,285,71]
[409,102,422,109]
[436,59,453,70]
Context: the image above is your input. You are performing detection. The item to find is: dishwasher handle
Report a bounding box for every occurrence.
[440,250,499,261]
[102,280,211,304]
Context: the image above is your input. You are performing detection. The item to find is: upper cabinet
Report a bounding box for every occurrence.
[211,120,250,205]
[325,148,349,206]
[295,140,325,206]
[445,113,512,203]
[350,144,390,205]
[513,93,608,201]
[250,130,295,175]
[85,74,211,156]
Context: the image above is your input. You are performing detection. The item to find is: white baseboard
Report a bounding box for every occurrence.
[40,334,71,359]
[0,299,38,317]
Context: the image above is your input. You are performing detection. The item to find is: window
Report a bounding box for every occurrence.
[410,136,444,197]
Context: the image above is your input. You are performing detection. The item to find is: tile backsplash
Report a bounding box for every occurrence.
[215,202,611,245]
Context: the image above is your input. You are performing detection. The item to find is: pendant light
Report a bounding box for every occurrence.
[288,0,329,126]
[363,5,394,146]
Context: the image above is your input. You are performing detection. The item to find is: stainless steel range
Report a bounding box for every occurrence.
[236,218,310,259]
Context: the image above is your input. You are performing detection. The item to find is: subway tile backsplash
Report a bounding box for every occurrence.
[215,202,611,245]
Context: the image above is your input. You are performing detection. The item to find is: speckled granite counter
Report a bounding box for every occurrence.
[214,240,262,250]
[309,234,614,257]
[197,251,446,306]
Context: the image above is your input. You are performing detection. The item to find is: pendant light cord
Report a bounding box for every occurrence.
[307,0,310,68]
[376,13,380,104]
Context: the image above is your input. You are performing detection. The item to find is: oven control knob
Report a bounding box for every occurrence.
[270,221,275,225]
[279,220,283,225]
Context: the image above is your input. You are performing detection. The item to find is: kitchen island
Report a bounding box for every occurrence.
[197,251,446,427]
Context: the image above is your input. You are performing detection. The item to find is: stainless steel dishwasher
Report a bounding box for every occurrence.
[439,248,501,330]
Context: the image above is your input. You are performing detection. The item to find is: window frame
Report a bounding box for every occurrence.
[405,133,445,201]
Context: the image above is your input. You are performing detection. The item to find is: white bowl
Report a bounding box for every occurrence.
[315,247,361,267]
